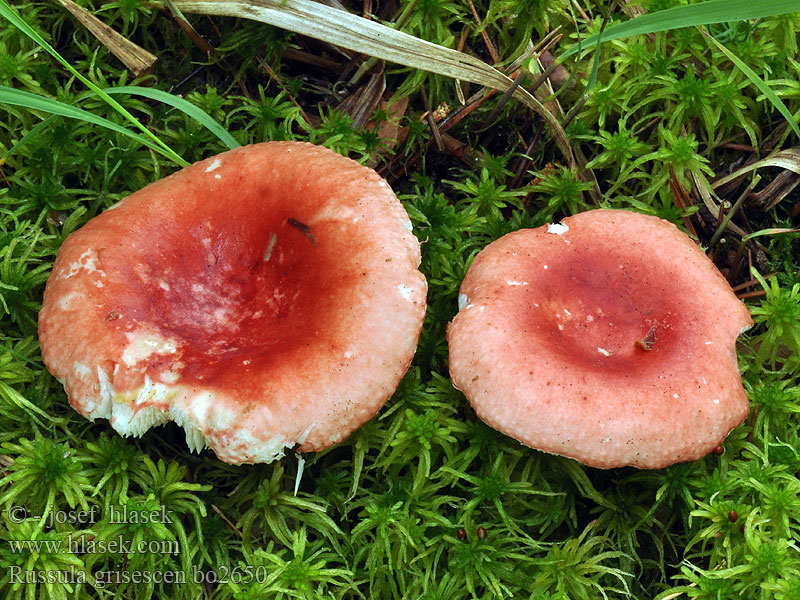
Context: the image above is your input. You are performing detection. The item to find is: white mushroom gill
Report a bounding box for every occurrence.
[170,404,207,453]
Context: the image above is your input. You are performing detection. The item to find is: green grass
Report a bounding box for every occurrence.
[0,0,799,599]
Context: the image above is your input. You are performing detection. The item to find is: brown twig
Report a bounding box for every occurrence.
[258,57,313,127]
[466,0,500,64]
[481,69,525,129]
[510,119,545,190]
[420,85,445,153]
[737,290,767,299]
[570,0,591,21]
[668,164,699,240]
[732,273,776,292]
[211,504,243,539]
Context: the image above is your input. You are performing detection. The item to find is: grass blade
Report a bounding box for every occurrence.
[2,85,240,160]
[172,0,576,166]
[561,0,800,58]
[0,86,180,160]
[713,148,800,189]
[0,0,187,166]
[102,87,241,150]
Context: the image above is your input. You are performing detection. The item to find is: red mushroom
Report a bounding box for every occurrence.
[447,209,752,469]
[39,142,427,464]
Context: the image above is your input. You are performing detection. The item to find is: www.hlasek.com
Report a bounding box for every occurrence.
[6,504,269,587]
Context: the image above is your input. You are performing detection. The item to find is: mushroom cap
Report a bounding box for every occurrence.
[39,142,427,464]
[447,209,752,469]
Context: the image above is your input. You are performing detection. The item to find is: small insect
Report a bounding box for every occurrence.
[288,218,316,246]
[457,528,467,541]
[728,510,738,523]
[635,324,657,351]
[476,526,487,540]
[714,445,724,456]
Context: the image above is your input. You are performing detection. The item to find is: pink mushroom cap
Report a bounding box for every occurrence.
[447,209,752,469]
[39,142,427,464]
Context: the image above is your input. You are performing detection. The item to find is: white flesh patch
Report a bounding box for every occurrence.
[597,347,611,357]
[121,331,179,367]
[263,233,278,262]
[297,422,316,445]
[458,293,469,311]
[161,370,180,384]
[506,280,528,286]
[59,291,81,311]
[227,428,293,463]
[398,284,414,302]
[182,390,217,427]
[94,365,115,420]
[310,203,354,224]
[73,362,91,379]
[213,307,233,325]
[547,222,569,235]
[205,158,222,173]
[58,249,105,280]
[402,220,413,232]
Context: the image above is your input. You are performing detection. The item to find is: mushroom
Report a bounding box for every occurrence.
[38,142,427,464]
[447,209,752,469]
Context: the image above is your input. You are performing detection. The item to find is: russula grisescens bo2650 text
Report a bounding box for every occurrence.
[38,142,427,464]
[447,209,752,469]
